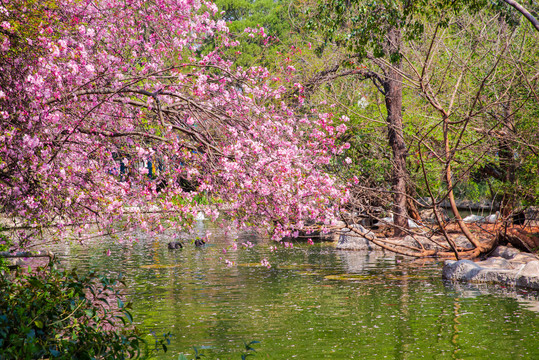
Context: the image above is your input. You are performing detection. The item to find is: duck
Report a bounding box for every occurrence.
[194,238,206,247]
[167,241,183,249]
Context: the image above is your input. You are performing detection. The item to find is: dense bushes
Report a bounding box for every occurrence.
[0,262,167,359]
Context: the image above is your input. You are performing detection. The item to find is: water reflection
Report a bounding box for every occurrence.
[445,281,539,313]
[49,222,539,359]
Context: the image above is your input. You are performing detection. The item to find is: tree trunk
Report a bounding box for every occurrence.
[384,26,408,237]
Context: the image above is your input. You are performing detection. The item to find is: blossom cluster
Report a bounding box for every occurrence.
[0,0,349,248]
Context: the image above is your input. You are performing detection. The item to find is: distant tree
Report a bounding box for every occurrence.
[303,0,539,257]
[306,0,438,236]
[407,8,539,254]
[208,0,295,67]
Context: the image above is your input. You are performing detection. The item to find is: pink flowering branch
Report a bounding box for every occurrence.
[0,0,349,249]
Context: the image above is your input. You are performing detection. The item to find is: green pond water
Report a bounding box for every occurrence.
[54,222,539,359]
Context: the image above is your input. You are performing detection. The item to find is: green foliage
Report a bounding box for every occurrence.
[0,262,169,359]
[306,0,525,59]
[210,0,294,67]
[0,232,10,272]
[241,340,260,359]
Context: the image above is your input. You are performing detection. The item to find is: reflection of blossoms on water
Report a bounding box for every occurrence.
[261,258,271,269]
[220,258,235,267]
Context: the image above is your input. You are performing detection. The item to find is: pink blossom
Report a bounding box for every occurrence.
[0,0,348,250]
[224,259,235,267]
[260,258,271,269]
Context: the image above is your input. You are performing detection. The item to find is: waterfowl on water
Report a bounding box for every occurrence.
[194,239,206,247]
[167,241,183,249]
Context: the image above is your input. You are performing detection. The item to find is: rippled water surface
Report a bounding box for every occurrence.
[54,222,539,359]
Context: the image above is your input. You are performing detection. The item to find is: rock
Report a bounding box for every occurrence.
[516,261,539,289]
[519,261,539,276]
[525,206,539,220]
[337,225,376,251]
[442,260,482,280]
[491,246,521,259]
[419,208,449,223]
[452,235,476,249]
[442,246,539,290]
[333,220,347,228]
[479,257,514,269]
[511,253,539,264]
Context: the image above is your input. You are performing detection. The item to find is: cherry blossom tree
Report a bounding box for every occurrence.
[0,0,348,249]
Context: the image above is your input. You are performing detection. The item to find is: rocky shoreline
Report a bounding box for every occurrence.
[442,246,539,290]
[336,226,539,290]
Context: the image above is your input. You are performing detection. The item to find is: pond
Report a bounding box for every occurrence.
[53,221,539,359]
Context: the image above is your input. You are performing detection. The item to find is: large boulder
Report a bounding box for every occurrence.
[442,246,539,290]
[336,225,377,251]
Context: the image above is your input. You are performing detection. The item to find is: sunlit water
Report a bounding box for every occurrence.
[51,221,539,359]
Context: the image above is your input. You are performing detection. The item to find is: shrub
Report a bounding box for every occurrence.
[0,261,167,359]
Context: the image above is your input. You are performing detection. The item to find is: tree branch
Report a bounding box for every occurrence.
[502,0,539,33]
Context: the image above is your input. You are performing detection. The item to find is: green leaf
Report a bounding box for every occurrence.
[34,320,43,329]
[178,354,189,360]
[124,310,133,324]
